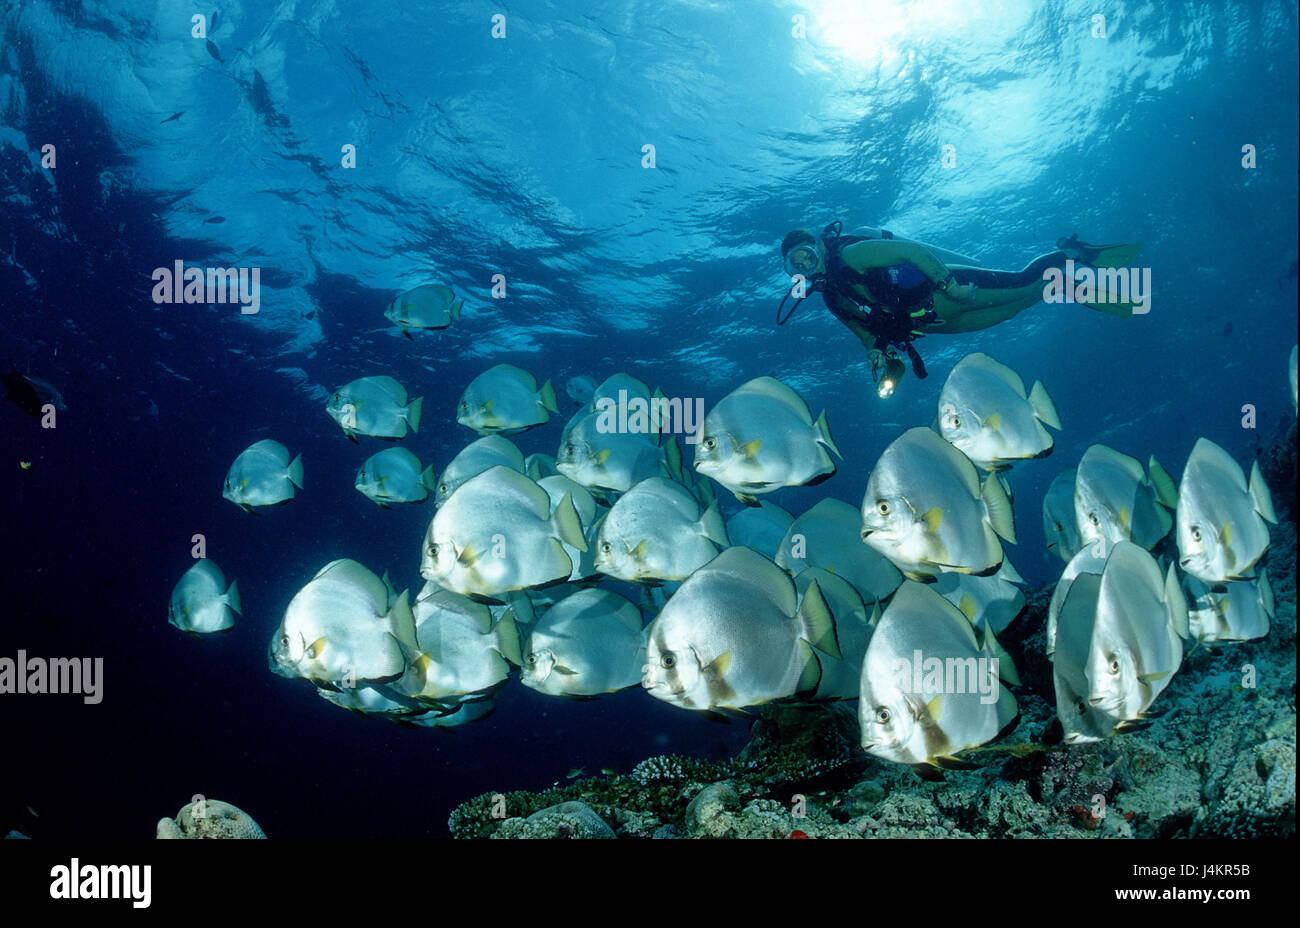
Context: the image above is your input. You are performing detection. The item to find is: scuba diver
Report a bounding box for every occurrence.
[777,222,1143,397]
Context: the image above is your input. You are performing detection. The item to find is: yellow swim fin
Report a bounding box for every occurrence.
[1085,241,1144,268]
[1059,234,1144,268]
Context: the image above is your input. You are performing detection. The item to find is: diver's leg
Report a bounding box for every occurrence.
[930,293,1043,333]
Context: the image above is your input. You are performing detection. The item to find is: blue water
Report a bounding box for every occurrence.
[1,1,1295,838]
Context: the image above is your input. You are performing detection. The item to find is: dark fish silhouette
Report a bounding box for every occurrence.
[203,215,226,224]
[161,111,185,124]
[206,39,223,62]
[3,369,66,417]
[211,10,219,31]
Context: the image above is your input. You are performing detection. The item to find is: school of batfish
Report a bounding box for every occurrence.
[169,283,1291,777]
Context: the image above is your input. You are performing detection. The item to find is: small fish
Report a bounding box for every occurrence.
[19,461,31,470]
[859,581,1018,775]
[861,427,1016,581]
[222,439,303,510]
[420,466,587,599]
[1042,469,1083,563]
[270,559,416,688]
[600,768,617,776]
[436,435,526,506]
[793,568,875,700]
[1085,542,1187,724]
[355,447,436,505]
[457,364,557,435]
[1051,571,1125,744]
[160,111,185,124]
[557,409,680,493]
[537,475,602,581]
[936,353,1060,471]
[642,547,840,712]
[593,477,728,583]
[932,558,1026,635]
[205,39,222,62]
[775,498,902,603]
[694,377,839,504]
[725,501,795,561]
[521,589,646,698]
[2,368,66,417]
[326,375,423,440]
[202,215,226,224]
[525,452,560,481]
[565,374,598,407]
[1184,571,1273,644]
[1175,438,1276,583]
[1074,444,1177,554]
[1045,543,1107,660]
[591,372,655,411]
[389,584,523,703]
[384,283,463,337]
[169,559,240,635]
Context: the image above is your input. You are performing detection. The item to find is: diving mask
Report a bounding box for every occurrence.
[783,241,825,278]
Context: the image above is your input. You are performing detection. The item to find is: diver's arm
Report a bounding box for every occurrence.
[841,239,951,283]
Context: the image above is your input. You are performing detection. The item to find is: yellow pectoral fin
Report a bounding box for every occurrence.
[1119,506,1131,530]
[631,539,650,562]
[457,544,477,567]
[984,411,1002,432]
[740,439,762,459]
[958,594,978,622]
[923,507,944,533]
[704,650,732,680]
[1220,522,1231,546]
[306,636,328,660]
[595,449,612,465]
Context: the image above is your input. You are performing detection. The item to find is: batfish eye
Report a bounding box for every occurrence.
[1108,657,1120,675]
[565,443,575,455]
[600,542,611,553]
[1076,700,1088,715]
[1089,513,1100,526]
[662,653,676,668]
[877,501,890,515]
[459,401,468,412]
[949,414,961,428]
[703,437,716,450]
[439,484,448,494]
[359,470,366,479]
[876,708,890,724]
[526,654,536,664]
[279,635,289,647]
[1191,526,1202,542]
[429,543,439,557]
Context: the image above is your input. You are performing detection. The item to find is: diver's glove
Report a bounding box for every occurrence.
[946,282,977,302]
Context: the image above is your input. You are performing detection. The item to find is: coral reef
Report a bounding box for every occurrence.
[156,798,266,839]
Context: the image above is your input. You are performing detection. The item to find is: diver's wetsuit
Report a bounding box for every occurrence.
[820,232,1073,374]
